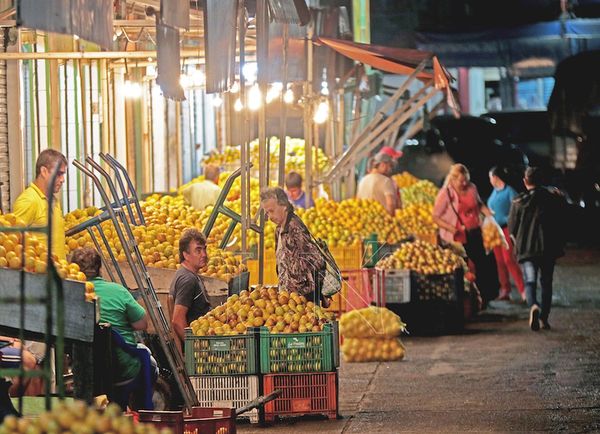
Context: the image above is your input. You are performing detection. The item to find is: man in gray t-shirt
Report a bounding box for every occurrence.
[169,229,211,352]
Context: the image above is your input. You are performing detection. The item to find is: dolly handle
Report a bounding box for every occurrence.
[235,390,282,415]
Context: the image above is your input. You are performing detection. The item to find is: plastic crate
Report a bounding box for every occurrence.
[259,323,335,373]
[137,410,183,433]
[411,268,464,302]
[374,268,412,305]
[138,407,237,434]
[184,329,258,375]
[263,372,338,422]
[326,269,375,316]
[330,243,363,270]
[190,375,260,424]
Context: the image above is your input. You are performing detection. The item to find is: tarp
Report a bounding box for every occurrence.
[415,18,600,68]
[547,50,600,135]
[317,37,452,90]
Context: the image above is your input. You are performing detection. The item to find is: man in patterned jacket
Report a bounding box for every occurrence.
[260,187,330,306]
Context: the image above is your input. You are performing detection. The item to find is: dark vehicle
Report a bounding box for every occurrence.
[397,115,528,199]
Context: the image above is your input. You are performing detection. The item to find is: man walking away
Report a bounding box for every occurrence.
[508,167,566,331]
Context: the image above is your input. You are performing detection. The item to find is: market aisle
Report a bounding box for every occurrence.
[238,249,600,433]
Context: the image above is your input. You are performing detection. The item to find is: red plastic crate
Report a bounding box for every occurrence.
[137,407,236,434]
[327,269,376,316]
[262,372,338,422]
[185,407,236,434]
[137,410,184,433]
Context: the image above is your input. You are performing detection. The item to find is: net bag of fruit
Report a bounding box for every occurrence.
[482,216,508,253]
[339,306,406,338]
[342,337,405,362]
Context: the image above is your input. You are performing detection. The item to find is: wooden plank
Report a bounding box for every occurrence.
[0,268,96,342]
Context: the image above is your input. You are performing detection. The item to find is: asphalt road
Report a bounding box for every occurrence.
[239,248,600,433]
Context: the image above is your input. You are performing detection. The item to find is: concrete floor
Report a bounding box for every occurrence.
[239,248,600,433]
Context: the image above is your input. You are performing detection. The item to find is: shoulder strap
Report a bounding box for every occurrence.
[446,187,465,226]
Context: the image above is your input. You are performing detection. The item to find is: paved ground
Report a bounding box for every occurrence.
[239,248,600,433]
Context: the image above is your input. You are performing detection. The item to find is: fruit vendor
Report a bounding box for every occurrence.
[260,187,331,307]
[357,151,401,215]
[13,149,68,261]
[11,149,68,388]
[285,171,314,209]
[70,247,154,410]
[182,164,222,210]
[169,228,211,352]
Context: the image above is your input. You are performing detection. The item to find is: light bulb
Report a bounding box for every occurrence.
[234,98,243,111]
[248,84,262,111]
[123,80,142,99]
[231,82,240,93]
[212,94,223,107]
[283,88,294,104]
[266,83,282,103]
[180,74,192,89]
[191,68,205,86]
[313,100,329,124]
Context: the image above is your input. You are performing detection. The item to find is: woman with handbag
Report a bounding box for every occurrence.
[433,164,500,307]
[260,187,336,307]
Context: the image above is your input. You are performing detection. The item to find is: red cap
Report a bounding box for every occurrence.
[380,146,403,159]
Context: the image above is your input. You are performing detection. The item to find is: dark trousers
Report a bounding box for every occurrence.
[521,258,556,322]
[464,227,500,304]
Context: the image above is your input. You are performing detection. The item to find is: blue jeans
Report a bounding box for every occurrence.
[520,258,555,322]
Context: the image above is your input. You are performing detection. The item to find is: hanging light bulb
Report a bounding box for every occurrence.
[248,83,262,111]
[234,98,244,111]
[180,73,192,89]
[212,94,223,107]
[123,80,143,99]
[191,67,205,86]
[283,87,295,104]
[146,65,157,79]
[313,100,329,124]
[230,81,240,93]
[266,82,282,103]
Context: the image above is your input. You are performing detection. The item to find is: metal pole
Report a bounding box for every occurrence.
[238,0,249,269]
[304,21,314,204]
[278,24,289,187]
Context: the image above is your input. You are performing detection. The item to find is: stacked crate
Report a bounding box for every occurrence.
[184,329,261,423]
[258,323,339,422]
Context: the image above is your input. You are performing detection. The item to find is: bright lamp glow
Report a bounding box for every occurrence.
[248,84,262,111]
[313,100,329,124]
[283,88,295,104]
[123,80,143,99]
[230,81,240,93]
[191,68,205,86]
[212,94,223,107]
[180,74,192,89]
[266,82,283,103]
[242,62,258,83]
[234,98,244,111]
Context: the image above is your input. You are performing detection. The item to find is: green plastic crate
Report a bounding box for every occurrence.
[259,323,335,374]
[184,328,258,375]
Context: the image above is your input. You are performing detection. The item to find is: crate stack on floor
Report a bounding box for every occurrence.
[259,320,339,423]
[374,240,467,335]
[184,287,340,424]
[185,321,261,424]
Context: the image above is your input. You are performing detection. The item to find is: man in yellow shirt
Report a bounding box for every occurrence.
[182,164,222,211]
[13,149,68,261]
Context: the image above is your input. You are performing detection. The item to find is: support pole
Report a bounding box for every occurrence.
[304,21,314,204]
[278,24,289,187]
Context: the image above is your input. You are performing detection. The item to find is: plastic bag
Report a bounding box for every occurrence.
[482,216,508,253]
[341,337,405,362]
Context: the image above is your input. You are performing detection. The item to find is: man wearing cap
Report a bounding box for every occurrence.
[356,149,402,215]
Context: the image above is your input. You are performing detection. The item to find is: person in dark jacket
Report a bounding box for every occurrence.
[508,167,566,331]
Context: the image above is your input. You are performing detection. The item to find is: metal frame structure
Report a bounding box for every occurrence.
[66,153,198,411]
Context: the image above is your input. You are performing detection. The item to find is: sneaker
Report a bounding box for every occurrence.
[529,305,540,331]
[541,319,551,330]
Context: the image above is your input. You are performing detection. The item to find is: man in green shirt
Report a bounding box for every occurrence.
[70,247,149,409]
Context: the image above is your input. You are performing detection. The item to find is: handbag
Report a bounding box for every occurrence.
[297,217,342,297]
